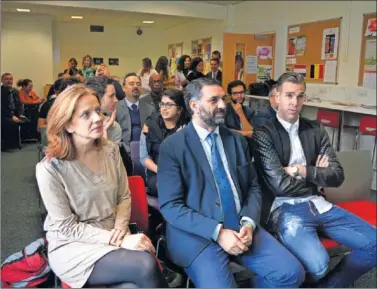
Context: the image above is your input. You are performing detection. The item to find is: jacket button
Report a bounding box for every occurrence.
[215,202,220,207]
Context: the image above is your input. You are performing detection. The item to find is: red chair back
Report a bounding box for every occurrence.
[317,109,340,128]
[359,115,377,136]
[128,176,149,233]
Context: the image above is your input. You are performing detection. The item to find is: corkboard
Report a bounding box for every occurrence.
[286,17,342,84]
[358,13,377,86]
[191,38,212,74]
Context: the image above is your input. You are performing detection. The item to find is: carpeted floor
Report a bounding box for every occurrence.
[1,143,376,287]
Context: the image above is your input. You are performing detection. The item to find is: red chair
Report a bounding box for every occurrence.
[317,109,340,148]
[356,115,377,170]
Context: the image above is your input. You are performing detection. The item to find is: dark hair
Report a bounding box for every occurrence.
[184,78,221,115]
[1,73,12,80]
[123,72,141,85]
[235,55,244,68]
[69,58,78,66]
[276,72,306,92]
[53,77,81,95]
[177,55,191,72]
[162,89,190,127]
[142,58,152,70]
[82,55,93,67]
[210,58,220,65]
[227,80,246,95]
[268,84,277,97]
[190,57,203,72]
[85,76,114,99]
[155,56,169,80]
[212,50,221,59]
[16,79,32,88]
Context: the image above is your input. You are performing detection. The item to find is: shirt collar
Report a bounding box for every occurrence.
[276,113,299,134]
[125,98,139,109]
[192,119,220,142]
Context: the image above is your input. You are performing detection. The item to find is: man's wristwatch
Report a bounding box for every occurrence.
[291,165,300,178]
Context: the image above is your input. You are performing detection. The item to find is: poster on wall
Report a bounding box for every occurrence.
[321,27,339,60]
[205,43,212,61]
[246,55,258,74]
[256,46,273,59]
[93,57,104,65]
[257,65,272,82]
[365,18,377,36]
[235,44,245,81]
[108,58,119,66]
[364,38,376,72]
[287,37,297,57]
[295,36,307,56]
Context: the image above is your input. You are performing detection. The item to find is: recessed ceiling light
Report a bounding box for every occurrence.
[17,8,30,12]
[71,16,83,19]
[142,21,154,24]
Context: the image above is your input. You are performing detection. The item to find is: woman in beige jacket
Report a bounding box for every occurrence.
[36,84,167,288]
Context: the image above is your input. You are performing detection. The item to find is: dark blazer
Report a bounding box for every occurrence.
[116,95,155,153]
[253,105,276,128]
[157,122,262,267]
[205,70,222,84]
[224,103,255,131]
[252,117,345,224]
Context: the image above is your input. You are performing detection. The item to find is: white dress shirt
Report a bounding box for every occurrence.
[270,115,332,214]
[125,98,139,110]
[192,120,256,241]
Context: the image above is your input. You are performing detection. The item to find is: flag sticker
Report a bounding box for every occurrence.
[310,64,324,79]
[293,64,307,77]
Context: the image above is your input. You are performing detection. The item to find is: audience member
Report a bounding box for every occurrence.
[140,89,189,197]
[224,80,255,138]
[141,74,164,111]
[186,57,205,82]
[81,55,96,79]
[155,56,174,88]
[157,78,305,288]
[38,77,81,129]
[96,65,125,101]
[252,72,377,287]
[252,84,278,127]
[211,50,222,70]
[205,58,222,84]
[62,58,84,82]
[234,54,244,81]
[1,73,25,121]
[17,79,45,104]
[116,73,155,154]
[36,84,167,288]
[174,55,191,90]
[139,57,158,94]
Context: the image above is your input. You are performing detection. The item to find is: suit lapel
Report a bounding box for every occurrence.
[185,123,217,192]
[119,99,131,132]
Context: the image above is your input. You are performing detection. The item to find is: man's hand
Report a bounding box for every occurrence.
[217,228,248,256]
[237,225,253,247]
[232,102,244,114]
[316,155,329,168]
[12,115,22,123]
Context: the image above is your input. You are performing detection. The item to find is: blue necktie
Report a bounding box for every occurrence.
[206,133,239,232]
[131,104,138,112]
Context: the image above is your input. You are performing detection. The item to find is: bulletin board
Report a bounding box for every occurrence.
[285,17,342,84]
[358,13,376,89]
[168,43,183,74]
[191,37,212,74]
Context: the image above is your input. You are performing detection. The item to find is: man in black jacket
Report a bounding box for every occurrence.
[252,72,376,287]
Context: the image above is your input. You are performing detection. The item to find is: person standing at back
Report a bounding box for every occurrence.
[206,58,222,85]
[157,78,305,288]
[139,58,158,94]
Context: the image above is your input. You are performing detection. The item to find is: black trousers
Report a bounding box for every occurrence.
[1,118,21,150]
[86,249,168,288]
[146,174,158,197]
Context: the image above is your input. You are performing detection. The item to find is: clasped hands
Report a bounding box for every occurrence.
[109,228,155,254]
[217,225,253,256]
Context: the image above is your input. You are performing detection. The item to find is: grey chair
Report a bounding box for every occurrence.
[324,150,373,204]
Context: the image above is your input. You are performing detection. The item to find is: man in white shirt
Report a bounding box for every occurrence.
[252,72,376,287]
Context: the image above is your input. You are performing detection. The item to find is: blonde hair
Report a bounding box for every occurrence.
[82,55,93,68]
[46,84,102,160]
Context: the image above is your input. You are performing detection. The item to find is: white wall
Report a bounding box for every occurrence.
[166,19,225,58]
[53,22,167,81]
[1,13,54,97]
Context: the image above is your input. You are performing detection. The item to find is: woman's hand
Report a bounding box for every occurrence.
[109,228,128,247]
[120,233,156,254]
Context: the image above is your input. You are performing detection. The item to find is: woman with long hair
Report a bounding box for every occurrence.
[139,89,190,197]
[139,57,157,93]
[82,55,96,79]
[186,57,205,82]
[36,84,167,288]
[155,56,174,88]
[174,55,191,90]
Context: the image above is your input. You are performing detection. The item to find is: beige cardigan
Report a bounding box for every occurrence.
[36,140,131,288]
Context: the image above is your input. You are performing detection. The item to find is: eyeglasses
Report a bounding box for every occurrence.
[159,102,179,109]
[151,80,163,84]
[231,90,245,96]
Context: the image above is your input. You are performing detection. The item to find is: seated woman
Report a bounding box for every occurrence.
[140,89,190,197]
[35,84,168,288]
[17,79,45,104]
[186,57,205,82]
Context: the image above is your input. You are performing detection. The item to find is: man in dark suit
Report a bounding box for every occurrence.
[116,73,155,154]
[205,58,222,84]
[157,78,305,288]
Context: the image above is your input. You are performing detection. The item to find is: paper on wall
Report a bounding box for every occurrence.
[257,65,272,82]
[286,58,296,65]
[363,72,376,89]
[321,27,339,60]
[324,60,337,83]
[246,55,258,74]
[256,46,273,59]
[365,18,376,37]
[289,26,300,34]
[295,36,306,56]
[364,38,376,73]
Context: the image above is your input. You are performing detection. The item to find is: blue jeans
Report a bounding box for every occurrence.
[184,227,305,288]
[267,202,377,287]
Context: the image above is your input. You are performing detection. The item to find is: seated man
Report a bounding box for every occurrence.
[252,72,377,287]
[224,80,255,138]
[157,78,305,288]
[253,84,278,127]
[140,74,164,112]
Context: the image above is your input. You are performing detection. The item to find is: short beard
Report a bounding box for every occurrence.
[231,98,244,105]
[198,105,225,128]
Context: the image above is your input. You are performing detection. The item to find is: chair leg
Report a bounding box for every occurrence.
[372,136,377,171]
[353,129,359,150]
[18,126,22,149]
[185,277,190,288]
